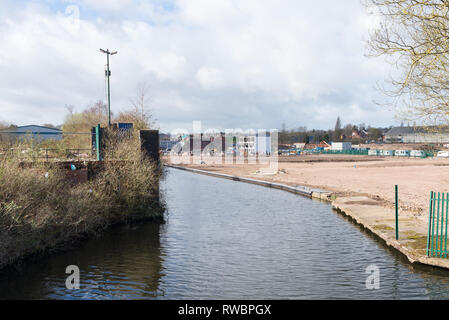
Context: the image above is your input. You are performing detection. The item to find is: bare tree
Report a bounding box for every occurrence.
[0,121,10,130]
[65,104,75,116]
[62,100,109,148]
[365,0,449,125]
[334,117,342,140]
[280,123,287,144]
[120,82,155,130]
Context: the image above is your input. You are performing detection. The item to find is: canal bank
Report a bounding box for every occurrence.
[166,164,449,271]
[3,166,449,299]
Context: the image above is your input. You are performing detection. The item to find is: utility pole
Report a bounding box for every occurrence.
[99,48,117,127]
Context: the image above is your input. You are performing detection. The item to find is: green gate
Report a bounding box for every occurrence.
[427,192,449,258]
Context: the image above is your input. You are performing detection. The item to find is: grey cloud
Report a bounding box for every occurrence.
[0,0,395,131]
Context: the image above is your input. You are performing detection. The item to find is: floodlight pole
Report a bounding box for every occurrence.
[100,48,117,127]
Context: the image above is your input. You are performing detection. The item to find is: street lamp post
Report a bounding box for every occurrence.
[99,48,117,127]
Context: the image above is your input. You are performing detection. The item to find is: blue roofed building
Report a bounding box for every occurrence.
[0,125,62,141]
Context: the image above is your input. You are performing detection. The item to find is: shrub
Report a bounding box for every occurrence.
[0,130,162,269]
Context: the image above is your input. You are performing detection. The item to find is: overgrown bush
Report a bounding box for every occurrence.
[0,130,163,269]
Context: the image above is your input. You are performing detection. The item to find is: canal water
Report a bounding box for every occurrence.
[1,167,449,299]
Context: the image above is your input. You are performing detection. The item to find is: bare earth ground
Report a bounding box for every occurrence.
[165,154,449,267]
[167,155,448,216]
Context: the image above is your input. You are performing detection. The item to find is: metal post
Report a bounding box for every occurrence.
[427,191,434,257]
[395,185,399,240]
[100,49,117,128]
[431,192,437,256]
[443,193,449,258]
[436,192,441,256]
[440,193,446,257]
[95,124,101,161]
[106,53,111,127]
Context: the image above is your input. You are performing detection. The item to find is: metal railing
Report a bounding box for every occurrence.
[427,192,449,258]
[284,148,436,158]
[0,148,93,161]
[321,149,369,155]
[299,149,370,156]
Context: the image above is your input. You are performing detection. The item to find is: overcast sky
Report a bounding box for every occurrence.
[0,0,398,132]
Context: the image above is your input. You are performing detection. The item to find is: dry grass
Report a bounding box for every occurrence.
[0,130,163,269]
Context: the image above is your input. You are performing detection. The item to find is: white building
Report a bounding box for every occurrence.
[238,135,255,154]
[238,132,272,155]
[331,142,352,151]
[256,133,272,155]
[293,143,306,150]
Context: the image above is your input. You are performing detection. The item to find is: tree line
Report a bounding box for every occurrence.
[279,116,389,145]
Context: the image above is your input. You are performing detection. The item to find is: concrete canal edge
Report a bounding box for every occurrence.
[167,164,449,270]
[166,164,332,199]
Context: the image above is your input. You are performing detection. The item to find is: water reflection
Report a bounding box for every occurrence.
[0,223,163,299]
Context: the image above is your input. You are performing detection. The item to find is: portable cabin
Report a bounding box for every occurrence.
[368,149,381,156]
[437,151,449,158]
[394,150,410,157]
[380,150,394,157]
[410,150,426,158]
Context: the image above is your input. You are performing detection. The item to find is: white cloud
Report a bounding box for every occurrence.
[0,0,394,131]
[195,67,225,90]
[71,0,134,12]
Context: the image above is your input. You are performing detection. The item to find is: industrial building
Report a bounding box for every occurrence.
[384,126,449,144]
[160,140,178,151]
[0,125,62,141]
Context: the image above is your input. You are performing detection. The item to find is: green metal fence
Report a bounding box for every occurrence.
[286,148,436,158]
[427,191,449,258]
[321,149,369,155]
[0,148,93,161]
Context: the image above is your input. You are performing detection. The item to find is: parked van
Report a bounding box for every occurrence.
[394,150,410,157]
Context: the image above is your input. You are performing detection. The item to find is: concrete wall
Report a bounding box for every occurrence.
[140,130,160,163]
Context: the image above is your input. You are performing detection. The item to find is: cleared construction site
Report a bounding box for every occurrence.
[164,153,449,269]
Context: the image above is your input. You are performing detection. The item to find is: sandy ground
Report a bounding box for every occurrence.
[165,155,449,218]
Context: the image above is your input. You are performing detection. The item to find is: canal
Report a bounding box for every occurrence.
[1,167,449,299]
